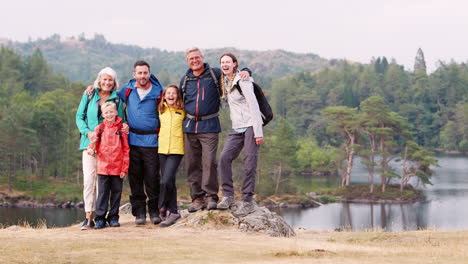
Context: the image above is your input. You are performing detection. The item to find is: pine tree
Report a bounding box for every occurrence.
[414,48,427,74]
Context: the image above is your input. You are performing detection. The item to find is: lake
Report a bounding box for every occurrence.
[1,155,466,231]
[273,154,468,231]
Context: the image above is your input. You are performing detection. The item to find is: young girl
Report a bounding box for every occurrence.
[217,53,264,217]
[87,102,129,229]
[157,85,185,227]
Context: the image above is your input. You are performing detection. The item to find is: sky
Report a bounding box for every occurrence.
[1,0,467,72]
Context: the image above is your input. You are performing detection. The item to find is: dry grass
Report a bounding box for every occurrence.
[1,214,467,264]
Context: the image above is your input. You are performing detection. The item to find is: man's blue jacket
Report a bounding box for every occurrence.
[117,74,163,147]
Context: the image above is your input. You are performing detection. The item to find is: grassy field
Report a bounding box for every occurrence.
[1,214,467,264]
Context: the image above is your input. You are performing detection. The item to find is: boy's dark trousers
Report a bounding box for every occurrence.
[95,175,123,222]
[158,154,183,214]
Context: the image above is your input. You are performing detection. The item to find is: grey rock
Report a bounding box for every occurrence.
[119,202,132,214]
[119,201,295,237]
[231,201,295,237]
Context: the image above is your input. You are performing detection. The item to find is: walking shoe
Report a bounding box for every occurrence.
[187,198,206,213]
[80,219,89,230]
[233,201,256,217]
[80,219,95,230]
[217,196,235,210]
[135,214,146,225]
[150,213,162,225]
[159,213,181,227]
[206,197,217,210]
[94,220,106,229]
[108,220,120,227]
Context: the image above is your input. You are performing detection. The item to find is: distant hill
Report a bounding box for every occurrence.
[0,34,331,86]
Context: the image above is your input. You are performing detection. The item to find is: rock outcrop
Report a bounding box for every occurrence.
[118,201,295,237]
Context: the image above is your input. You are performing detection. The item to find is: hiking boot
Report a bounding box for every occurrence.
[159,213,181,227]
[108,220,120,227]
[135,214,146,225]
[187,198,206,213]
[217,196,234,210]
[233,201,256,217]
[206,197,217,210]
[150,213,162,225]
[94,220,106,229]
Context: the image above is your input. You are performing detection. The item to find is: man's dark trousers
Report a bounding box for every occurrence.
[128,145,160,217]
[185,133,219,202]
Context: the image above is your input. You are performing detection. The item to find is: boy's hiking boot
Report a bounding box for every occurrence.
[217,196,234,210]
[206,197,218,210]
[187,198,206,213]
[108,220,120,227]
[94,219,106,229]
[233,201,256,217]
[159,213,181,227]
[150,213,162,225]
[80,218,95,230]
[135,214,146,225]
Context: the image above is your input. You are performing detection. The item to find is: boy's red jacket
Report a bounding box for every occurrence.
[93,117,130,175]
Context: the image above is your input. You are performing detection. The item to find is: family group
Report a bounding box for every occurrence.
[75,48,265,230]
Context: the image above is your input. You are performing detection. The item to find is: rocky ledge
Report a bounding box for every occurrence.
[120,201,296,237]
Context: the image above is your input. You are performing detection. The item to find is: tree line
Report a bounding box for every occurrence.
[0,46,466,197]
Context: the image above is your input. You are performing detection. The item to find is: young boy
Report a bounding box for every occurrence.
[87,102,129,229]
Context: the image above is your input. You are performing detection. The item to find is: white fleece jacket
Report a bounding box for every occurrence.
[225,73,263,138]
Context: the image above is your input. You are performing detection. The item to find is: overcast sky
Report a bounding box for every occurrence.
[1,0,467,72]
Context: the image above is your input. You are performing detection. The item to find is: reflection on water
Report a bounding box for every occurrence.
[273,155,468,231]
[0,155,466,230]
[0,207,83,228]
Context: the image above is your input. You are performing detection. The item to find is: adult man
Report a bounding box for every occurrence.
[117,61,163,225]
[180,48,250,212]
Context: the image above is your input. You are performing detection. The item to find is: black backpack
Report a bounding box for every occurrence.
[233,82,273,126]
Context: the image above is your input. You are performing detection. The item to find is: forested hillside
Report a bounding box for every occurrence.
[0,36,466,197]
[0,34,330,87]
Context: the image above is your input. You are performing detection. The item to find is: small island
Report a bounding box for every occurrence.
[316,184,424,204]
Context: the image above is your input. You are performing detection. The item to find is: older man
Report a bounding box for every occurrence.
[180,48,250,212]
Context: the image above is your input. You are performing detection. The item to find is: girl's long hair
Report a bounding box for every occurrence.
[158,85,184,113]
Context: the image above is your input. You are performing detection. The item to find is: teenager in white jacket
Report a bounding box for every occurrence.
[217,53,264,216]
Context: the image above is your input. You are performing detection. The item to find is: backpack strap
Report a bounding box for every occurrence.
[181,67,222,100]
[233,82,244,97]
[83,90,95,115]
[181,76,189,101]
[208,67,222,97]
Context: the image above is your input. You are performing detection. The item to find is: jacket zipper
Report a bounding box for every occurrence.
[168,109,172,153]
[195,79,200,133]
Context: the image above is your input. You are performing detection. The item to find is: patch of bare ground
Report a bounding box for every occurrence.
[1,214,467,264]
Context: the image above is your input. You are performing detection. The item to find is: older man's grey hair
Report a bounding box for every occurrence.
[185,47,204,58]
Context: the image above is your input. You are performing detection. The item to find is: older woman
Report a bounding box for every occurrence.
[217,53,264,217]
[76,67,125,230]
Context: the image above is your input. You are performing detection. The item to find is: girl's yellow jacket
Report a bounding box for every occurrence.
[158,105,185,155]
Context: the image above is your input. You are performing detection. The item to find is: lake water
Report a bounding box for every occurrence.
[0,207,83,228]
[273,155,468,231]
[1,155,466,231]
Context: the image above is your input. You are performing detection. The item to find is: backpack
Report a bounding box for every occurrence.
[81,90,121,138]
[181,67,221,101]
[83,90,120,115]
[123,87,162,135]
[233,82,273,126]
